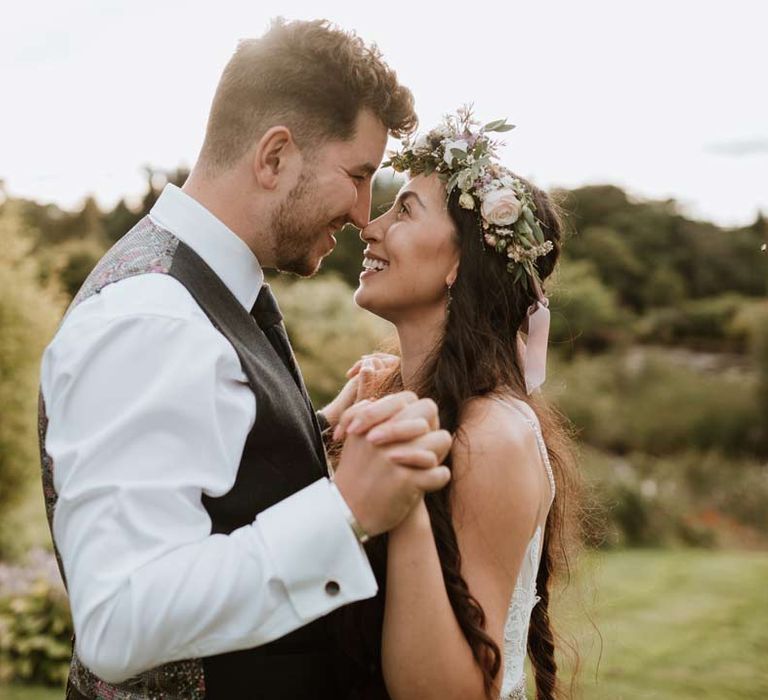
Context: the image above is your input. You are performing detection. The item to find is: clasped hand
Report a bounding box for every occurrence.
[332,386,452,538]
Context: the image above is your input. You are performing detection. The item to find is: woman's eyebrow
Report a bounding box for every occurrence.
[395,190,426,210]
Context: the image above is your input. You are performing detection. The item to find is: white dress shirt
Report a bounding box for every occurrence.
[39,184,377,684]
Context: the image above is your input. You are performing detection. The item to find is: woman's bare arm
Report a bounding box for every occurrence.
[381,397,548,699]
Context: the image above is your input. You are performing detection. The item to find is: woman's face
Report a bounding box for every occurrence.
[354,174,460,324]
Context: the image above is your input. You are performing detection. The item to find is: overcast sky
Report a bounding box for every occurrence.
[1,0,766,227]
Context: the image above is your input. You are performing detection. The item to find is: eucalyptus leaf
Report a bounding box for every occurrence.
[494,124,516,133]
[483,119,506,131]
[532,221,545,244]
[523,208,536,226]
[519,235,534,249]
[516,269,528,293]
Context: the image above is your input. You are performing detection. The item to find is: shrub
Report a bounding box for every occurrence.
[0,550,71,686]
[269,273,392,406]
[635,293,757,351]
[578,445,768,549]
[578,447,682,548]
[548,347,761,456]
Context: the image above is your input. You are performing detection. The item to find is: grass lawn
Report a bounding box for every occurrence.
[2,549,766,699]
[534,548,768,699]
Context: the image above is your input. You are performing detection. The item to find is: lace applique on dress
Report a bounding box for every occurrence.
[491,396,556,700]
[500,526,542,699]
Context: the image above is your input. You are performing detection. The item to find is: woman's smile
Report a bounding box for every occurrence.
[360,251,390,279]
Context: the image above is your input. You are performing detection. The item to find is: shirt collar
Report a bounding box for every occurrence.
[149,184,264,311]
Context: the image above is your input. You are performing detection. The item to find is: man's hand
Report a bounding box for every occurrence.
[332,391,452,537]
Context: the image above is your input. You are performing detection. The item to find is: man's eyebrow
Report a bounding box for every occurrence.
[395,190,426,209]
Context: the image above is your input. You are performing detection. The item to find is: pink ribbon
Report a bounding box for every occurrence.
[517,278,550,395]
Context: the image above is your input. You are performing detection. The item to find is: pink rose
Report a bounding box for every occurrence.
[480,188,522,226]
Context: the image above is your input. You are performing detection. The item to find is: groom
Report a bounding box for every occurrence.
[38,19,451,699]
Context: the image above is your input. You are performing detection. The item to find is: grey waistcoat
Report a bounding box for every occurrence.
[38,217,352,699]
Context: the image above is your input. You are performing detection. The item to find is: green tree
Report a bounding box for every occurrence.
[562,184,630,228]
[565,225,647,309]
[643,265,687,308]
[548,258,630,355]
[0,210,65,557]
[750,308,768,453]
[57,244,102,299]
[104,199,142,243]
[137,166,190,218]
[72,196,106,241]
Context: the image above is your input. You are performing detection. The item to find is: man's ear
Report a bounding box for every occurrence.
[252,126,297,190]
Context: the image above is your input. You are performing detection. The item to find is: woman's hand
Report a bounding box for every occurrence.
[319,353,400,428]
[345,352,400,383]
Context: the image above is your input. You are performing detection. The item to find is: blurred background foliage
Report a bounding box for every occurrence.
[0,167,766,694]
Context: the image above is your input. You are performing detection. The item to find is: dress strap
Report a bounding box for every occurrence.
[488,395,556,505]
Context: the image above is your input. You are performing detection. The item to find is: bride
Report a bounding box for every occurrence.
[327,109,582,700]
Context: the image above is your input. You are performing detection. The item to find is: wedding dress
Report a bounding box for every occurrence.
[490,396,557,700]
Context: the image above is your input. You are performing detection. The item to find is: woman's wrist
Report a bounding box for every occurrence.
[393,499,431,536]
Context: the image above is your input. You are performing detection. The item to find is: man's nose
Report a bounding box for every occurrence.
[348,184,373,230]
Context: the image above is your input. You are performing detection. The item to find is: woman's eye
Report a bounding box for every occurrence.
[397,202,409,216]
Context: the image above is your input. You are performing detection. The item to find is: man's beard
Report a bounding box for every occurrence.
[271,170,335,277]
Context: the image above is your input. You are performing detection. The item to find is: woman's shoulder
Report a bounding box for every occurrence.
[458,393,540,461]
[452,393,546,524]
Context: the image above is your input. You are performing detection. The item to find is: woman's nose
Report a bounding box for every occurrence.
[360,215,385,243]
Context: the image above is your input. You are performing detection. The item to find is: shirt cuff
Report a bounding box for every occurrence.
[256,478,377,621]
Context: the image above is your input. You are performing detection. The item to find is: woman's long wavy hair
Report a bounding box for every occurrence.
[334,176,584,700]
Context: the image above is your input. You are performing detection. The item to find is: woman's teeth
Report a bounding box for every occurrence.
[363,256,389,272]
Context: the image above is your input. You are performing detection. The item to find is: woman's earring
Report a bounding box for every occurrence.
[446,282,453,314]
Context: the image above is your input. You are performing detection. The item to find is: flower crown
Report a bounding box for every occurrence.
[383,106,553,289]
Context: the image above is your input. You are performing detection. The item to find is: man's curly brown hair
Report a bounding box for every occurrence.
[199,18,417,173]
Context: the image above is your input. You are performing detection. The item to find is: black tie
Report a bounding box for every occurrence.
[250,284,303,390]
[251,283,329,472]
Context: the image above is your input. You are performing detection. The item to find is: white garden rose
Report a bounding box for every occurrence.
[443,139,469,166]
[459,192,475,210]
[480,188,522,226]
